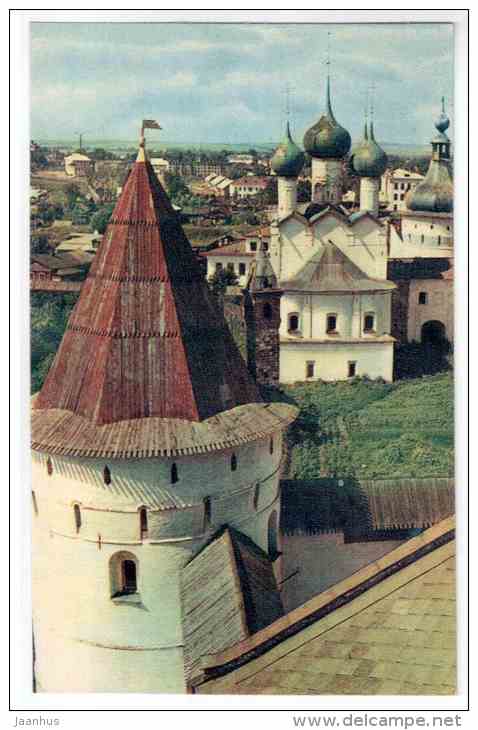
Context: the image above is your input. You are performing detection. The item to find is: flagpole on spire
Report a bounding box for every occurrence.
[370,83,375,140]
[325,30,334,119]
[138,119,162,162]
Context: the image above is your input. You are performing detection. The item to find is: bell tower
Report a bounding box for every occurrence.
[243,245,283,386]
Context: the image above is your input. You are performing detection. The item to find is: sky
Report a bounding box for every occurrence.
[30,22,454,146]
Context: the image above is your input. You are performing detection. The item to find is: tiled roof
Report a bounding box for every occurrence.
[202,240,253,258]
[32,143,261,427]
[231,177,269,188]
[281,241,396,293]
[193,517,456,695]
[181,527,284,683]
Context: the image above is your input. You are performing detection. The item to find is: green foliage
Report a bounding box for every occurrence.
[208,268,239,297]
[30,293,78,392]
[265,374,453,480]
[164,172,190,201]
[90,204,115,234]
[31,234,52,255]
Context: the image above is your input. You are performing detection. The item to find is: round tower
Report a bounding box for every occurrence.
[352,115,388,216]
[270,122,305,219]
[31,134,296,693]
[303,74,351,205]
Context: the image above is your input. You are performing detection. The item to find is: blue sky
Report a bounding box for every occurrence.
[30,22,453,145]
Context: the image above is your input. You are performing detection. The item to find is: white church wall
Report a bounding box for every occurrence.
[280,341,394,383]
[401,214,453,248]
[407,279,454,343]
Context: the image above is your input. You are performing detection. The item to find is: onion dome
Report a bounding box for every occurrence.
[270,122,305,178]
[407,99,453,213]
[352,120,388,178]
[303,76,351,160]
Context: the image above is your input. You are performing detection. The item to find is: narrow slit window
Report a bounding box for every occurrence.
[122,560,137,594]
[288,313,299,333]
[239,263,246,276]
[306,361,315,378]
[74,504,81,533]
[418,292,428,305]
[203,497,212,529]
[231,453,237,472]
[139,507,148,538]
[269,438,274,455]
[171,463,179,484]
[263,302,273,319]
[32,491,38,516]
[103,465,111,485]
[348,361,357,378]
[46,457,53,476]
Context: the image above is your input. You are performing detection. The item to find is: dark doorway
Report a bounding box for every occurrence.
[421,320,446,347]
[122,560,137,594]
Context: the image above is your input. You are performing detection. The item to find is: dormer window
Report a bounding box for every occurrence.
[288,313,300,334]
[326,314,338,334]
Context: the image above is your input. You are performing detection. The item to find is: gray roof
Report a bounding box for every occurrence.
[281,241,396,293]
[181,527,284,683]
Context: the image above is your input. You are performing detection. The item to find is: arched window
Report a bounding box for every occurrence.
[139,507,148,539]
[231,453,237,471]
[263,302,272,320]
[171,463,179,484]
[46,457,53,476]
[103,465,111,485]
[288,313,299,333]
[269,437,274,455]
[110,551,138,597]
[363,313,375,333]
[73,504,81,533]
[268,510,279,557]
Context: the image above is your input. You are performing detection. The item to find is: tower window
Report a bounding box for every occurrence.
[363,313,375,333]
[103,465,111,485]
[421,235,424,244]
[139,507,148,539]
[418,292,428,305]
[46,457,53,476]
[253,483,260,511]
[250,241,257,252]
[171,463,179,484]
[306,361,315,379]
[231,453,237,471]
[203,497,212,530]
[326,314,338,334]
[73,504,82,533]
[269,437,274,455]
[348,361,357,378]
[239,263,246,276]
[263,302,273,319]
[110,552,139,597]
[288,313,300,333]
[32,491,38,516]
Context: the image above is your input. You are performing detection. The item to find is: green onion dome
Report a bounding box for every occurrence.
[407,99,453,213]
[303,77,351,160]
[270,122,305,178]
[352,121,388,178]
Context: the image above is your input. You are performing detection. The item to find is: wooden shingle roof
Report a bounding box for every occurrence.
[32,142,263,430]
[181,527,284,684]
[193,517,456,695]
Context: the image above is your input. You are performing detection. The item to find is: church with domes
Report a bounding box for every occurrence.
[265,73,396,384]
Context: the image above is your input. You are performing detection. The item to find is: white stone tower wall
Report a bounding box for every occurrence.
[277,177,298,219]
[311,158,343,205]
[360,177,380,216]
[31,432,284,693]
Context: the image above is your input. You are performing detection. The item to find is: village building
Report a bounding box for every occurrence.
[150,157,170,185]
[230,176,269,199]
[64,151,94,177]
[30,132,297,693]
[380,168,425,211]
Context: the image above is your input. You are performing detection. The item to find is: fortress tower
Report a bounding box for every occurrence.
[31,134,296,693]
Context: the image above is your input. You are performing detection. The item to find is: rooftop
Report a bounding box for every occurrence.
[193,516,456,695]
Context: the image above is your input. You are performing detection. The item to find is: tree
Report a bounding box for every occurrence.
[164,172,190,201]
[90,203,115,234]
[208,268,239,298]
[31,234,52,255]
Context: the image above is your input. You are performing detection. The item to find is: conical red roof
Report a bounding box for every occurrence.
[33,144,260,425]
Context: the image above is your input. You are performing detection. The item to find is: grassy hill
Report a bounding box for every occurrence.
[264,374,454,480]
